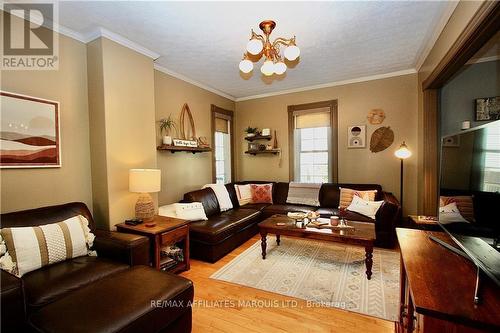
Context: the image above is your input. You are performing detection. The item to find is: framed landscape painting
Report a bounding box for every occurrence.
[475,96,500,121]
[1,91,60,168]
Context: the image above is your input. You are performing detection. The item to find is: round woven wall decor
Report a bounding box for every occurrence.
[370,126,394,153]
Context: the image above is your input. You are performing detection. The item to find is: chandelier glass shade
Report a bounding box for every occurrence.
[239,20,300,76]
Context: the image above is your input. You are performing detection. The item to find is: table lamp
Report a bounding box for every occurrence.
[129,169,161,220]
[394,142,412,216]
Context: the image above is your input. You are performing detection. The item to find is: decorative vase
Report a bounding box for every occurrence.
[163,135,172,145]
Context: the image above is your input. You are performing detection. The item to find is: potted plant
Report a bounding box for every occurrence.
[244,126,258,137]
[158,115,176,145]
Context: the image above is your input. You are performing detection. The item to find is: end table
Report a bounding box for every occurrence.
[116,215,190,273]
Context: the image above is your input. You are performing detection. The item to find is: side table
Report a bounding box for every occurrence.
[406,215,439,231]
[116,215,190,273]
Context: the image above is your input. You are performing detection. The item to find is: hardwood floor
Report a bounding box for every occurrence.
[180,235,396,333]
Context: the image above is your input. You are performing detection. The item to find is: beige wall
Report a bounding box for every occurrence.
[154,71,235,205]
[236,74,418,215]
[87,37,157,229]
[1,32,92,213]
[416,0,483,213]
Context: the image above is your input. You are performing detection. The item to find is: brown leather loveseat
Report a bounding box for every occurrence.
[183,182,401,263]
[0,202,193,333]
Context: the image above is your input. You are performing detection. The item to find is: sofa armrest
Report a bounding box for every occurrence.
[1,270,26,332]
[374,192,401,247]
[93,230,150,266]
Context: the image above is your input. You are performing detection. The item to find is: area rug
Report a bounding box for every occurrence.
[211,237,400,321]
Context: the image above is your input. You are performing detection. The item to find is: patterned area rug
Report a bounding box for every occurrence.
[211,237,400,321]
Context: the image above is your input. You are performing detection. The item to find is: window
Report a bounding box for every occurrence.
[211,105,234,184]
[482,123,500,192]
[288,101,338,183]
[295,127,330,183]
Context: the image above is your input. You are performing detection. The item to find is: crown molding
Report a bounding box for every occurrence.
[415,1,459,71]
[234,69,417,102]
[84,28,160,60]
[153,64,236,101]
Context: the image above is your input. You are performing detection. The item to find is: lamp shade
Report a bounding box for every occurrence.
[395,142,412,159]
[129,169,161,193]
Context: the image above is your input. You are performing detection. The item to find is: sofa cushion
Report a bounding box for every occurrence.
[315,207,374,223]
[183,188,220,217]
[189,208,260,244]
[273,182,290,204]
[23,256,128,311]
[29,265,193,333]
[262,204,314,216]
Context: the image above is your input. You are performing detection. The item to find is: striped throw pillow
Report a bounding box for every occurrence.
[440,196,474,222]
[339,188,377,209]
[0,215,95,277]
[234,184,252,206]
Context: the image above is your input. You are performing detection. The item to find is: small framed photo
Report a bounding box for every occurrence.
[347,125,366,148]
[261,128,271,136]
[475,96,500,121]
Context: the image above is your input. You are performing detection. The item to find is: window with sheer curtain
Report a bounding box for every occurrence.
[288,102,338,183]
[212,107,233,184]
[482,123,500,192]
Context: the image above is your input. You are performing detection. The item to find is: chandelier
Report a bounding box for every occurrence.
[239,20,300,76]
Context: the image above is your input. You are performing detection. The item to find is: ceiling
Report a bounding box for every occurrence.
[58,1,455,100]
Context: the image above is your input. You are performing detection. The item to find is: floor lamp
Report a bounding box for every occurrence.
[394,142,412,216]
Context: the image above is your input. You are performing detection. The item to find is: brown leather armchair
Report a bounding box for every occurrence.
[1,202,193,333]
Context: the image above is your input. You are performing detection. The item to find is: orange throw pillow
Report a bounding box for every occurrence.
[339,187,377,209]
[250,184,273,204]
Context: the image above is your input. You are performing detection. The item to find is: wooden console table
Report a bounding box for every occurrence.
[396,228,500,333]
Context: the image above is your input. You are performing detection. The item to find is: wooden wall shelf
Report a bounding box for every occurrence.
[245,149,281,155]
[157,145,211,154]
[245,135,272,142]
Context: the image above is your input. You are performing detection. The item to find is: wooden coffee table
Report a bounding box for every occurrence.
[258,214,376,280]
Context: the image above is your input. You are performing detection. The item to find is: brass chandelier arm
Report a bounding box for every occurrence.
[272,36,296,48]
[250,29,265,42]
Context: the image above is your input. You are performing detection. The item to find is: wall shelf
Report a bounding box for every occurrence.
[157,145,211,154]
[245,135,272,142]
[245,149,281,155]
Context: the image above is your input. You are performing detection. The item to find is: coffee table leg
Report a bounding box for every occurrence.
[276,234,280,246]
[260,231,267,259]
[365,245,373,280]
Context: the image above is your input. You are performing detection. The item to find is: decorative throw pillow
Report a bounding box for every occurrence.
[234,184,252,206]
[339,187,377,209]
[439,202,470,224]
[0,215,95,277]
[158,204,178,218]
[440,196,474,222]
[174,202,208,222]
[250,183,273,204]
[347,195,384,219]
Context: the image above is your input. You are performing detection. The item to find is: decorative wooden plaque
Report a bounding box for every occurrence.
[370,126,394,153]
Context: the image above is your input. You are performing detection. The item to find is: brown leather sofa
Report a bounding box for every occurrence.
[0,202,193,333]
[183,182,401,263]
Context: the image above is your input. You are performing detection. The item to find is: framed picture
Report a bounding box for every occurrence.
[1,91,60,168]
[347,125,366,148]
[475,96,500,121]
[442,135,460,147]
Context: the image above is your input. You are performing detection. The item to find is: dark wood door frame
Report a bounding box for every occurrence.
[287,100,339,183]
[211,105,235,183]
[421,2,499,215]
